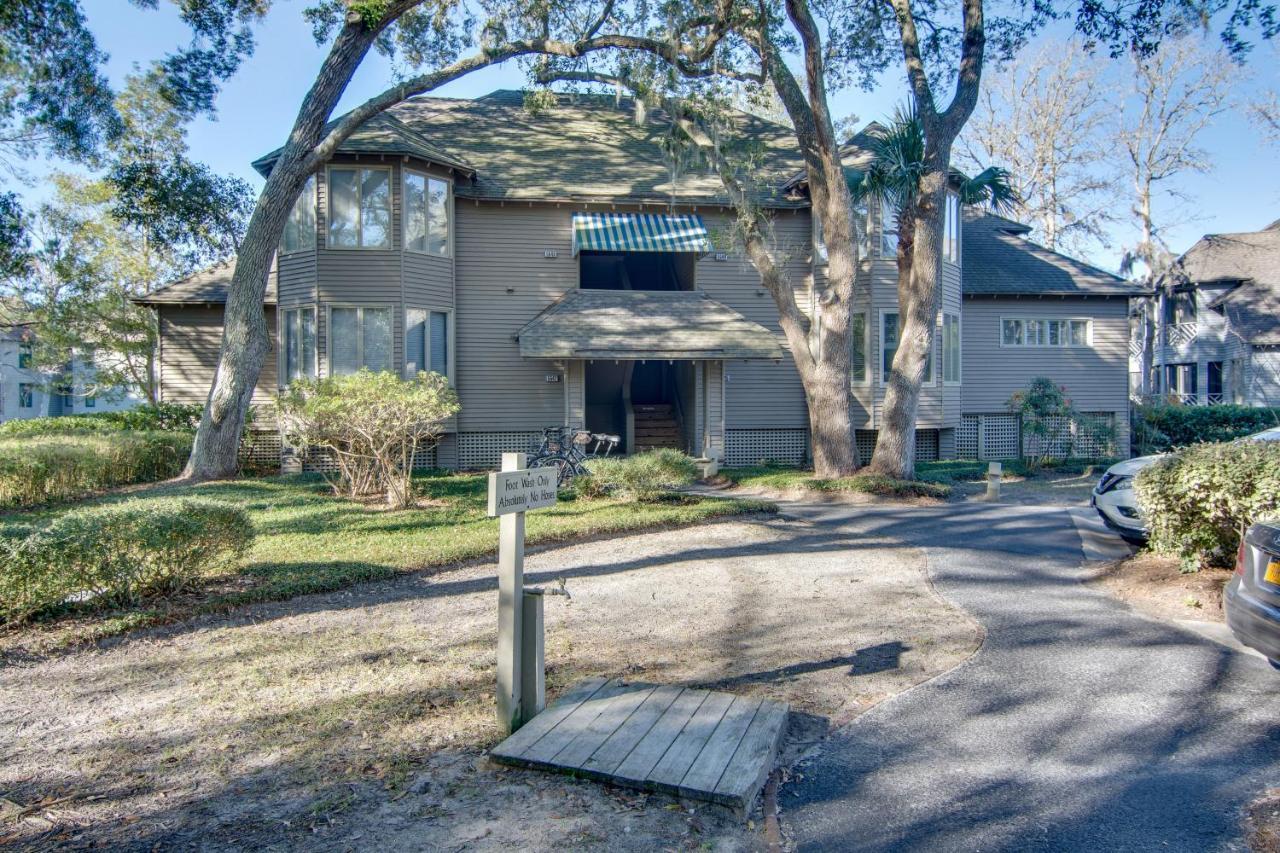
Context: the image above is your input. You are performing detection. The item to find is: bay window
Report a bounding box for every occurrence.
[329,306,393,375]
[881,311,932,385]
[280,175,316,254]
[327,167,392,249]
[404,171,450,255]
[942,314,961,384]
[281,307,317,384]
[406,308,452,381]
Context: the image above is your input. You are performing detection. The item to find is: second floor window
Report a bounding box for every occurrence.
[1165,290,1196,324]
[280,175,317,254]
[1001,318,1091,347]
[850,312,868,383]
[880,200,899,258]
[943,195,960,264]
[404,172,450,255]
[17,343,31,369]
[330,306,393,375]
[282,307,317,384]
[328,167,391,249]
[942,313,961,383]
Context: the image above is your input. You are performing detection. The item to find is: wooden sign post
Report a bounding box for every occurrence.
[488,453,559,734]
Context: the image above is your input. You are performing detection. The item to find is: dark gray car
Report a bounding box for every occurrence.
[1225,519,1280,670]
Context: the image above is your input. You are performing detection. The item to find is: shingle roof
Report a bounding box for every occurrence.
[253,111,476,178]
[961,212,1140,297]
[517,289,784,360]
[1161,223,1280,344]
[258,90,807,208]
[133,259,278,305]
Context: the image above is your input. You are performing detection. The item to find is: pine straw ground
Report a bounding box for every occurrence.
[1,512,980,852]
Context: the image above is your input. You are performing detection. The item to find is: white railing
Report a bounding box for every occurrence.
[1129,338,1145,357]
[1164,322,1197,348]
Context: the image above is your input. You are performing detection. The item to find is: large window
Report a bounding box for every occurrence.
[943,194,960,264]
[814,202,872,264]
[879,199,899,257]
[329,306,393,375]
[282,306,317,384]
[405,308,451,380]
[280,175,317,254]
[1164,289,1196,324]
[404,171,450,255]
[17,343,31,369]
[327,167,392,249]
[1163,362,1197,402]
[881,311,932,385]
[18,383,33,408]
[1000,318,1091,347]
[850,312,869,384]
[942,313,961,384]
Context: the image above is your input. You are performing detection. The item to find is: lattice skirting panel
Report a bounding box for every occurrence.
[1022,412,1116,459]
[724,428,809,467]
[958,412,1117,460]
[457,432,544,470]
[855,429,939,465]
[238,430,283,473]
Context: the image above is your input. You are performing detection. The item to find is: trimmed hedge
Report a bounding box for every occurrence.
[576,449,699,501]
[0,498,253,625]
[0,432,193,509]
[1133,403,1280,455]
[1135,440,1280,569]
[0,403,204,437]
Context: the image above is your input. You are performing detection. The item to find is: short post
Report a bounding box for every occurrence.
[521,591,546,717]
[986,461,1002,501]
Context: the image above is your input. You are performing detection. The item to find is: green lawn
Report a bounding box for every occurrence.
[3,472,774,648]
[720,463,962,499]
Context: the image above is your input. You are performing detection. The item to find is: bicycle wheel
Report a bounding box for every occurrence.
[530,455,573,487]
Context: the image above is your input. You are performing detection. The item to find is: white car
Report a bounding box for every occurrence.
[1091,424,1280,543]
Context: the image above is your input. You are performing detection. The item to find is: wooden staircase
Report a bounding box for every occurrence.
[632,403,682,453]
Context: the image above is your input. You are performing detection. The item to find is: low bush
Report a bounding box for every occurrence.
[0,403,204,437]
[1135,440,1280,569]
[1132,403,1280,455]
[819,473,952,499]
[0,497,253,625]
[0,432,193,509]
[576,449,699,501]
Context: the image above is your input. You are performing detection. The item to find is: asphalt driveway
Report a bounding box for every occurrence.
[779,500,1280,852]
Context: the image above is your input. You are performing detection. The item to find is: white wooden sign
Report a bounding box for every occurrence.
[487,467,559,517]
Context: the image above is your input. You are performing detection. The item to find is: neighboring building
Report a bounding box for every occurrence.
[1134,220,1280,406]
[137,90,1142,468]
[0,324,143,423]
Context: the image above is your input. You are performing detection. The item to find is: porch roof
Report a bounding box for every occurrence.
[517,290,784,361]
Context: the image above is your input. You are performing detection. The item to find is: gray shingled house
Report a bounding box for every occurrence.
[1133,220,1280,406]
[136,90,1142,470]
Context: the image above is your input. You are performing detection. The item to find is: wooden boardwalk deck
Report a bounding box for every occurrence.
[490,678,789,812]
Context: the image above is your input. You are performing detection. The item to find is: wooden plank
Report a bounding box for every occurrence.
[712,699,789,805]
[521,680,635,764]
[678,694,763,798]
[551,685,656,770]
[489,677,608,762]
[612,689,709,784]
[646,691,735,792]
[582,685,682,776]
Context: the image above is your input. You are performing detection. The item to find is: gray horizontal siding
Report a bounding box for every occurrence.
[276,250,316,305]
[404,251,453,308]
[158,305,277,407]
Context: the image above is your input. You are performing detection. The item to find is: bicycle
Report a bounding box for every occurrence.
[529,426,620,485]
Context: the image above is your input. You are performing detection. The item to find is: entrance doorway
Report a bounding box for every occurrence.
[584,360,691,454]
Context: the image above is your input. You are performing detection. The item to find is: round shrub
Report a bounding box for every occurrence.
[576,449,699,501]
[0,497,253,625]
[1135,440,1280,569]
[0,431,193,509]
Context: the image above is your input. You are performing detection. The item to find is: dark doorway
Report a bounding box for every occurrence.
[1208,361,1223,403]
[579,251,696,291]
[631,361,675,404]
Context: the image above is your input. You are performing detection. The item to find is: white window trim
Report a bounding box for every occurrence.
[404,305,456,386]
[998,317,1094,348]
[325,165,394,251]
[943,312,962,386]
[325,303,397,376]
[278,304,318,387]
[879,309,935,387]
[280,175,317,256]
[402,168,452,258]
[850,309,871,386]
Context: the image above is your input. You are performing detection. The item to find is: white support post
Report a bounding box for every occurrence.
[496,452,526,733]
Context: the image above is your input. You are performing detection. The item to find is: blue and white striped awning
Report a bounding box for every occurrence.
[572,212,712,255]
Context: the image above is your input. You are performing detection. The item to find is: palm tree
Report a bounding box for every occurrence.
[847,104,1017,478]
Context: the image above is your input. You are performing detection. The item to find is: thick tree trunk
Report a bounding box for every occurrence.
[182,20,380,480]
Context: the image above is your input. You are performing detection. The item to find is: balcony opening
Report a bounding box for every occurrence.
[579,251,696,292]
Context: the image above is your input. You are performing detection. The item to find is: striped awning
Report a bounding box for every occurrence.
[572,212,712,255]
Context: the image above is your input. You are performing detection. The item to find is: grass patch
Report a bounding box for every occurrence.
[722,464,952,500]
[1,471,772,649]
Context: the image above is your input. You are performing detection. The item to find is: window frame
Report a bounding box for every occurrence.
[325,303,397,376]
[880,310,934,387]
[942,313,962,385]
[17,342,31,369]
[402,169,452,257]
[879,199,899,258]
[325,165,394,251]
[998,317,1094,348]
[279,305,319,386]
[404,305,455,385]
[943,193,961,265]
[18,382,33,409]
[849,310,870,385]
[280,174,317,255]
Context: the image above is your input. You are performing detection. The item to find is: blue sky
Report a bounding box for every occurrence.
[46,2,1280,273]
